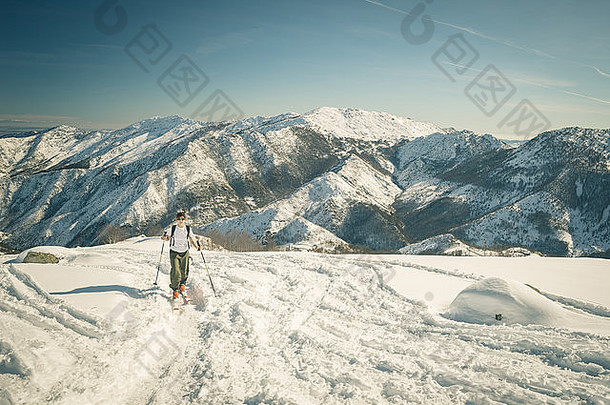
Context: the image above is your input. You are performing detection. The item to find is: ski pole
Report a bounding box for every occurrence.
[198,241,217,297]
[153,236,166,285]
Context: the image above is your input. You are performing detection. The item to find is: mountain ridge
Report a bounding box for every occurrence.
[0,107,608,257]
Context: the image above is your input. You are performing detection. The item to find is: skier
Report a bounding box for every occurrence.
[161,211,200,302]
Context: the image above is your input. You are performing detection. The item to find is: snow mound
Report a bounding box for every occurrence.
[63,252,124,266]
[15,246,74,263]
[444,277,573,327]
[14,247,124,267]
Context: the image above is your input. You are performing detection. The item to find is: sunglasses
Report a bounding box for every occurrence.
[176,217,186,221]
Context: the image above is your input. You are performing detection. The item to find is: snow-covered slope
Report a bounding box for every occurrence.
[393,129,507,188]
[394,127,610,256]
[204,154,405,251]
[399,233,484,256]
[1,240,609,404]
[399,234,534,257]
[272,217,350,252]
[1,110,608,256]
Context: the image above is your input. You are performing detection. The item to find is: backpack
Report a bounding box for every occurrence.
[170,224,191,249]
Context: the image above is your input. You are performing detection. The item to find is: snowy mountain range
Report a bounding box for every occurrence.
[0,107,608,257]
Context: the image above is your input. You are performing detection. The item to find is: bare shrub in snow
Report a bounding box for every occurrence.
[98,225,127,245]
[205,229,277,252]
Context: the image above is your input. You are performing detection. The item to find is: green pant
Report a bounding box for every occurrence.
[169,250,189,291]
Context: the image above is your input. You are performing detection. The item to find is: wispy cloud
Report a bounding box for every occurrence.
[441,61,610,105]
[585,64,610,78]
[0,114,87,129]
[345,25,397,40]
[443,61,575,88]
[361,0,552,58]
[432,20,555,59]
[196,28,262,55]
[74,43,124,50]
[527,102,610,115]
[560,90,610,105]
[506,73,576,89]
[361,0,408,15]
[0,51,55,60]
[0,114,80,122]
[0,50,103,69]
[361,0,610,79]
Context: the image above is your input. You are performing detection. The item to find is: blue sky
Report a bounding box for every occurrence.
[1,0,609,138]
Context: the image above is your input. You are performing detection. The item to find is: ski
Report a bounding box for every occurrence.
[170,290,183,312]
[170,288,191,312]
[171,296,182,311]
[180,288,192,306]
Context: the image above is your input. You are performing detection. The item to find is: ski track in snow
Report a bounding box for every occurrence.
[1,239,609,404]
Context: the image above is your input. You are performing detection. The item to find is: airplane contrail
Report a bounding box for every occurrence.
[361,0,610,81]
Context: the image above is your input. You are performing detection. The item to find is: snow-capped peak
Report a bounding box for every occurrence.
[228,112,304,134]
[301,106,441,143]
[126,114,197,132]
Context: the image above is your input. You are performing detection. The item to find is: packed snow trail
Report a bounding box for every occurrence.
[1,238,609,404]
